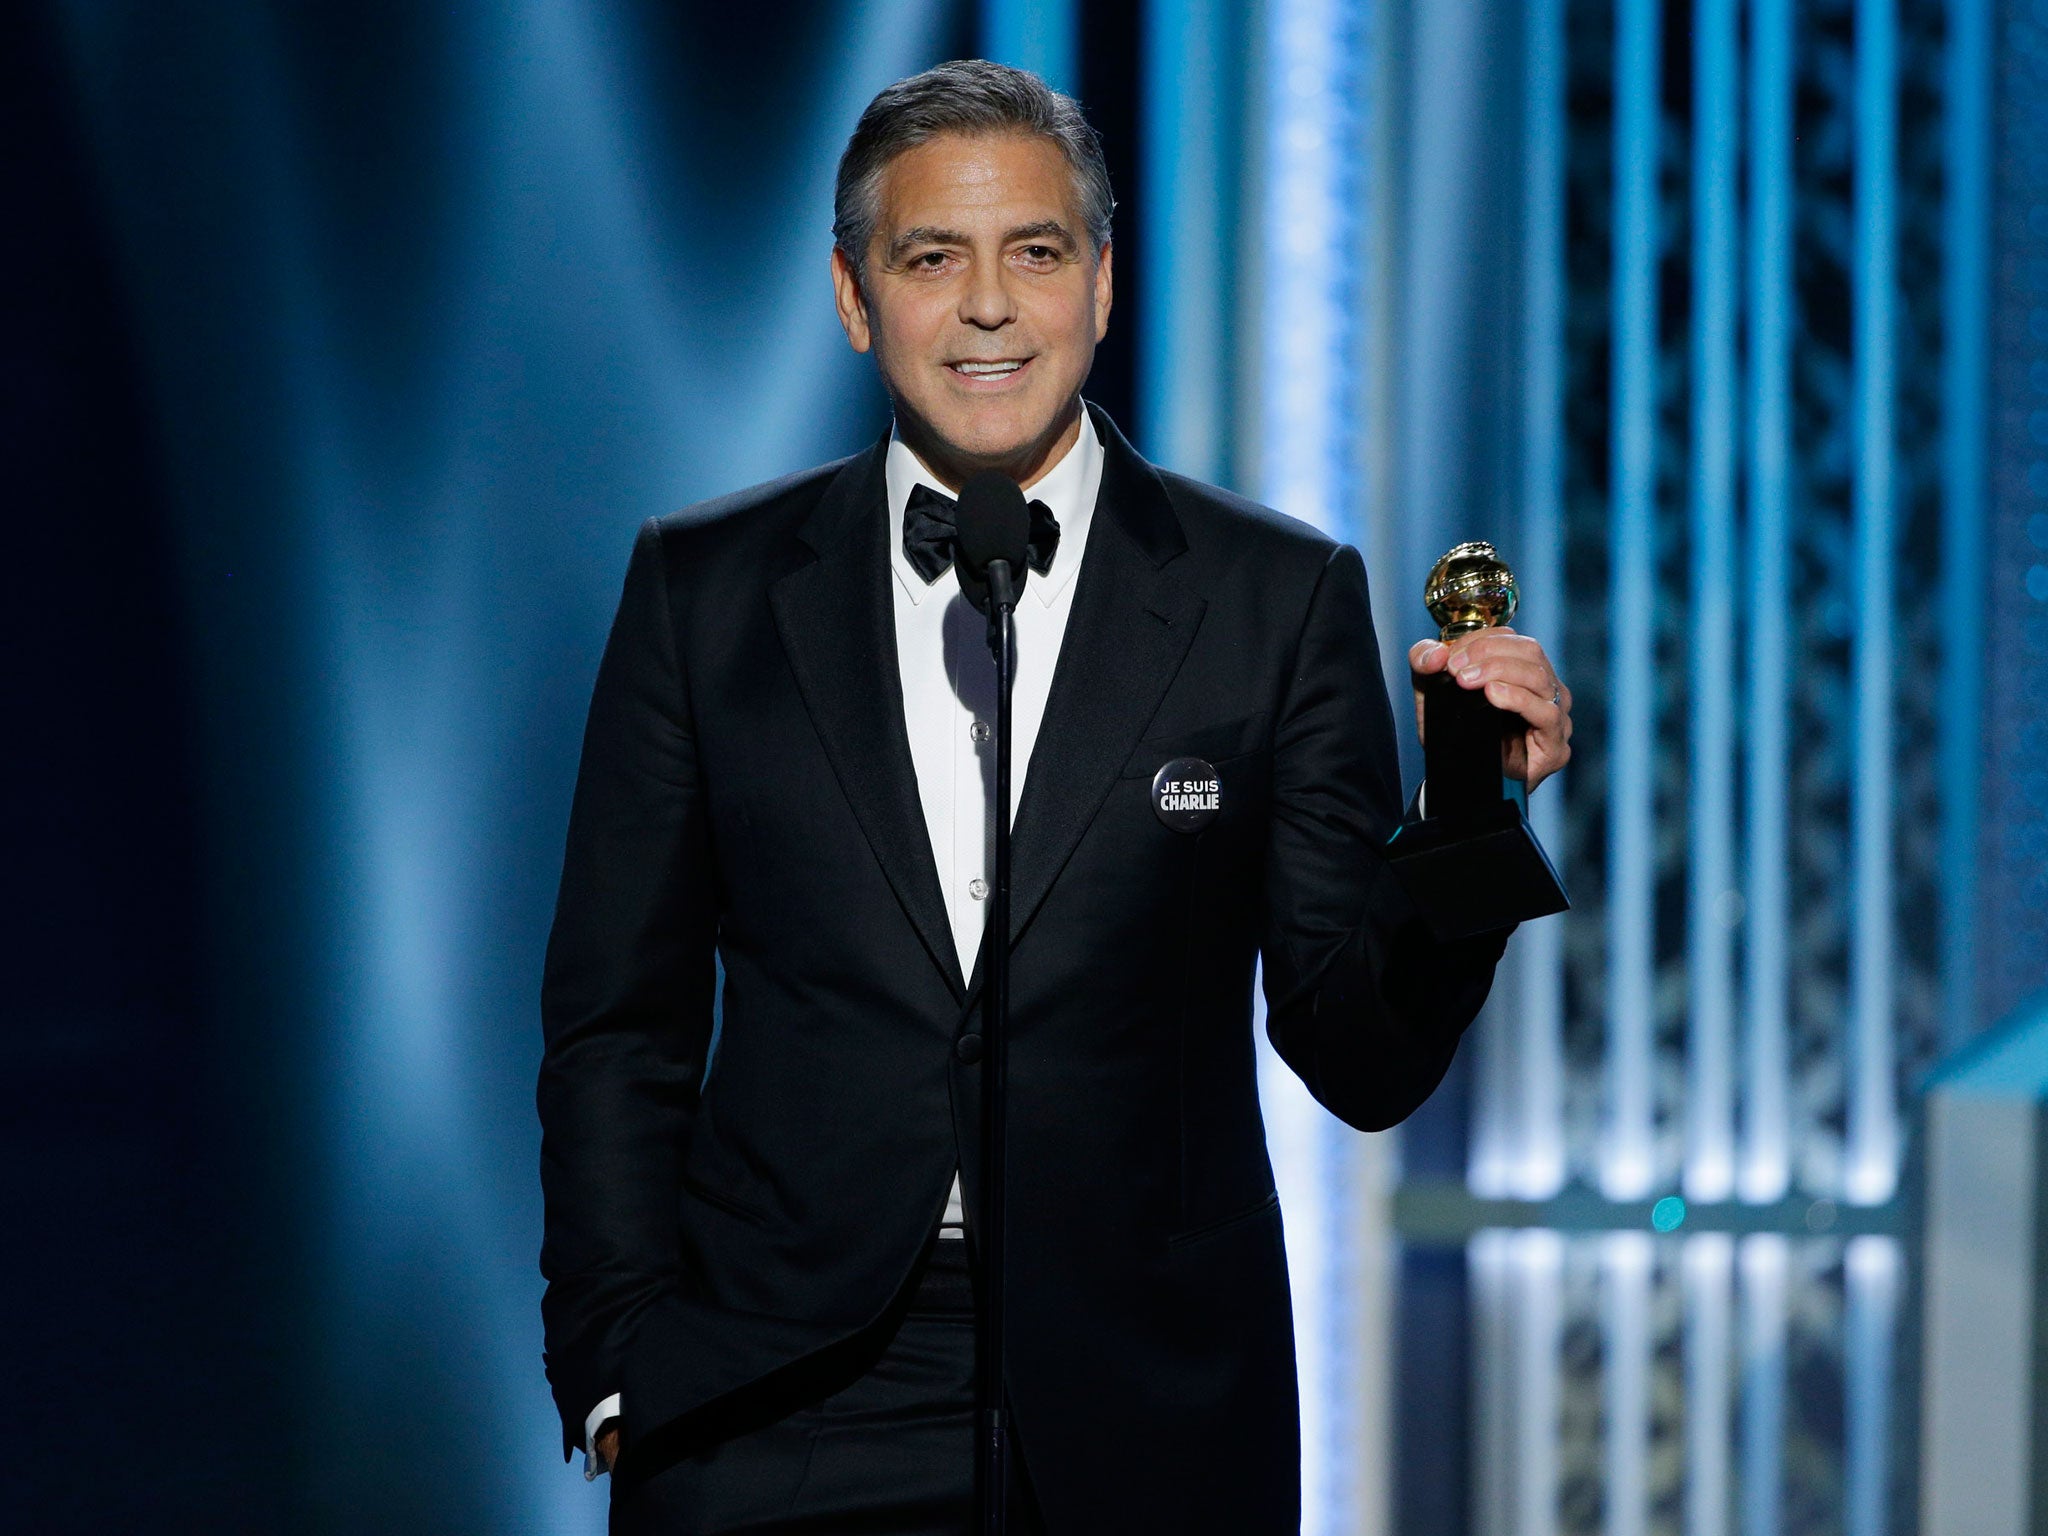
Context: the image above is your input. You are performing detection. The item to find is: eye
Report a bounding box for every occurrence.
[1014,245,1062,269]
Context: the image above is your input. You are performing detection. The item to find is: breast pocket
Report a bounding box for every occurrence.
[1117,710,1270,779]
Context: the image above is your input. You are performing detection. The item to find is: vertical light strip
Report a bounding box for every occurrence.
[1741,0,1794,1206]
[1345,1133,1398,1536]
[1736,1236,1787,1536]
[1253,1040,1335,1536]
[1605,0,1662,1201]
[1257,2,1363,1529]
[1683,1235,1736,1536]
[978,0,1078,93]
[1472,1233,1515,1536]
[1261,0,1357,533]
[1603,1234,1655,1536]
[1517,0,1569,1201]
[1138,0,1228,479]
[1688,0,1740,1204]
[1515,1231,1565,1536]
[1939,0,1991,1049]
[1846,0,1899,1205]
[1470,1230,1564,1536]
[1842,1237,1899,1536]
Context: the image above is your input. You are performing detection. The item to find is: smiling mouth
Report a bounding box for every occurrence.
[947,358,1030,381]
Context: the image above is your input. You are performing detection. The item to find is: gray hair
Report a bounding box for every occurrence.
[833,59,1115,281]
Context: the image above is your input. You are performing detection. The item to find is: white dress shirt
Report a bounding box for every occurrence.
[583,411,1104,1475]
[887,412,1103,1232]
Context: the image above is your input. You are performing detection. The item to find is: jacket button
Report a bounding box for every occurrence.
[955,1033,984,1064]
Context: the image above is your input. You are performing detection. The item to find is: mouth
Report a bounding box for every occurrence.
[946,357,1032,388]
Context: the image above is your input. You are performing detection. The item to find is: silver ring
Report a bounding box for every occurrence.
[1550,681,1563,707]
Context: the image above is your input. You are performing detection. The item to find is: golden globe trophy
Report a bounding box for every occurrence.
[1384,541,1570,940]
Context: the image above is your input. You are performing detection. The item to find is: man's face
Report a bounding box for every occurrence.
[832,130,1113,489]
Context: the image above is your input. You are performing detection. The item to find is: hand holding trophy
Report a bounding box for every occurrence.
[1385,541,1570,940]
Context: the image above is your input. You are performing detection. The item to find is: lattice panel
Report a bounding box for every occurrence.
[1527,1235,1898,1536]
[1561,0,1619,1195]
[1980,0,2048,1023]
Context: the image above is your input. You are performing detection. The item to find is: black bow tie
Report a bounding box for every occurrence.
[902,482,1062,587]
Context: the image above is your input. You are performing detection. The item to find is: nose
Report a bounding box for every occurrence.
[957,255,1016,331]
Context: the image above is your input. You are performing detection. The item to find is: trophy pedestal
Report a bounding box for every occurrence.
[1385,799,1568,942]
[1385,670,1569,941]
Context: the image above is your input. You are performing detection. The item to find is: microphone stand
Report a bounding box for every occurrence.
[976,557,1018,1536]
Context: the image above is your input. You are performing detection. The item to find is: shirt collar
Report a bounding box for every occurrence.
[884,407,1103,609]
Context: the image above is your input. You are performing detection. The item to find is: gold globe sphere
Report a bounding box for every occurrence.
[1424,541,1519,640]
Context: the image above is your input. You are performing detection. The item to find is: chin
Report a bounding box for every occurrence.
[932,401,1068,466]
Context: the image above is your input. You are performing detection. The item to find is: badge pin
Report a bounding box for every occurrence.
[1151,756,1222,832]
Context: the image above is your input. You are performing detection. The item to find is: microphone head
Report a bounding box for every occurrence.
[953,470,1031,612]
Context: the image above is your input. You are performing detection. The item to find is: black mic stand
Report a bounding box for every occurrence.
[975,555,1019,1536]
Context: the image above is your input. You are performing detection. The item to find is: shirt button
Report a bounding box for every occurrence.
[968,878,989,901]
[970,721,991,744]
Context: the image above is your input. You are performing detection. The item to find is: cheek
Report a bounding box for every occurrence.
[869,297,945,370]
[1030,290,1100,364]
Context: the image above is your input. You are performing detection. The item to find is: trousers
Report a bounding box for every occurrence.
[609,1235,1048,1535]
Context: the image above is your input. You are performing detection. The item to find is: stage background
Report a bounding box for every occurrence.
[7,1,2047,1532]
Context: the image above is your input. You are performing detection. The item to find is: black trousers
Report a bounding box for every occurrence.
[610,1236,1047,1535]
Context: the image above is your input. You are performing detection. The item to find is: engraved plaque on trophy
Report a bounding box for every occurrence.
[1384,541,1570,941]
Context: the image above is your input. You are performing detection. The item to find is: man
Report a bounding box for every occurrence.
[540,60,1571,1534]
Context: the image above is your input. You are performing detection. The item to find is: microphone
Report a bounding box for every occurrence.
[953,470,1032,614]
[954,468,1028,1530]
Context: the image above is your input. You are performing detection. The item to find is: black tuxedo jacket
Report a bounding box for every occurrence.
[539,406,1505,1530]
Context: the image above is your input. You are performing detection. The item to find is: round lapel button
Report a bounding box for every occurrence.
[1151,757,1222,832]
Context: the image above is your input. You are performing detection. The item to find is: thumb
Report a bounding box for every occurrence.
[1409,638,1450,673]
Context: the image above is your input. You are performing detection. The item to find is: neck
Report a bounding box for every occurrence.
[895,399,1084,494]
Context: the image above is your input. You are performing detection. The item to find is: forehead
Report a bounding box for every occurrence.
[872,131,1080,233]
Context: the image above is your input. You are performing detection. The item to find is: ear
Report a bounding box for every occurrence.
[1092,241,1114,343]
[831,246,872,354]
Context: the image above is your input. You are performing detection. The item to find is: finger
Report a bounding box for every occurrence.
[1408,637,1453,673]
[1451,630,1550,672]
[1481,678,1567,733]
[1450,650,1559,699]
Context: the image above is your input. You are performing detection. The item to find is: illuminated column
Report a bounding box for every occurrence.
[1736,1236,1787,1536]
[1512,1232,1564,1536]
[1740,0,1794,1206]
[1842,1238,1899,1536]
[1255,1,1370,1531]
[1138,0,1232,480]
[1473,1233,1516,1535]
[1603,1234,1655,1536]
[1604,0,1661,1202]
[1513,0,1569,1203]
[1686,0,1738,1204]
[1846,0,1899,1205]
[1938,0,1990,1049]
[1683,1236,1736,1536]
[1474,1230,1565,1536]
[979,0,1077,93]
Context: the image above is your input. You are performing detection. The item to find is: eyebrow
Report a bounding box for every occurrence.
[884,219,1081,265]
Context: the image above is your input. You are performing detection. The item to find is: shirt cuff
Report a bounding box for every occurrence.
[582,1393,622,1481]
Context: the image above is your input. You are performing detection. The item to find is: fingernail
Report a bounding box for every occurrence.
[1420,642,1446,666]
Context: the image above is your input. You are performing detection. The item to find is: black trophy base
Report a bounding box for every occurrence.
[1385,799,1570,942]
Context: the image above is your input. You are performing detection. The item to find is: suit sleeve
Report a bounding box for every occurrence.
[537,520,719,1459]
[1259,542,1509,1131]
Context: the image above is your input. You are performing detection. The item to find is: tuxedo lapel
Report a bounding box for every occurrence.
[770,438,967,999]
[980,407,1206,989]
